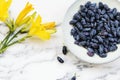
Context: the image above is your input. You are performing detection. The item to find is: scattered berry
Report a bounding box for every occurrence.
[71,76,76,80]
[62,46,68,55]
[57,56,64,63]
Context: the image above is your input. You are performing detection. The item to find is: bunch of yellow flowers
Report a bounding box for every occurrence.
[0,0,56,53]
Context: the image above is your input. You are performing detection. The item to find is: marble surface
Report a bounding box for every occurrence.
[0,0,120,80]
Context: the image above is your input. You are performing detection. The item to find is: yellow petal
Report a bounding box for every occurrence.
[35,15,42,25]
[31,12,37,20]
[5,0,12,9]
[46,29,57,34]
[19,11,36,27]
[29,25,50,40]
[21,18,32,33]
[28,15,56,40]
[0,12,9,22]
[19,16,31,26]
[0,0,12,22]
[42,22,56,29]
[29,22,50,40]
[15,2,34,26]
[28,22,36,35]
[34,31,50,40]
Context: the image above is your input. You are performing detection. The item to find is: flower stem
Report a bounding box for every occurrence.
[0,35,30,54]
[0,32,11,46]
[6,29,21,44]
[0,47,8,54]
[0,31,13,50]
[8,36,30,46]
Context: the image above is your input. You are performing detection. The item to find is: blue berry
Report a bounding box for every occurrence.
[98,53,107,58]
[83,28,91,31]
[79,41,86,46]
[101,9,106,14]
[83,32,89,36]
[87,51,94,57]
[90,29,96,37]
[112,8,117,16]
[109,44,117,51]
[104,4,109,10]
[90,17,95,22]
[96,36,103,43]
[74,27,80,33]
[116,27,120,36]
[76,22,83,30]
[116,15,120,21]
[91,43,98,48]
[81,12,86,17]
[96,14,100,19]
[92,3,96,7]
[74,41,79,45]
[114,20,119,27]
[104,23,110,32]
[85,17,90,22]
[88,10,94,16]
[91,39,99,43]
[87,48,94,53]
[99,45,104,54]
[73,13,81,20]
[57,56,64,63]
[62,46,68,55]
[108,38,115,42]
[103,14,109,19]
[71,76,76,80]
[101,18,106,22]
[71,29,76,35]
[79,33,86,40]
[99,2,104,9]
[75,35,80,41]
[117,39,120,44]
[111,27,117,37]
[97,9,102,14]
[108,13,114,19]
[104,48,109,53]
[70,20,77,25]
[81,18,86,25]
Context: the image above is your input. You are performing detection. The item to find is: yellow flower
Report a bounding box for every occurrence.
[15,2,34,26]
[42,22,56,29]
[0,0,12,22]
[21,12,37,33]
[28,15,56,40]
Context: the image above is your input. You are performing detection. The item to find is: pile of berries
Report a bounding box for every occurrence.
[70,1,120,58]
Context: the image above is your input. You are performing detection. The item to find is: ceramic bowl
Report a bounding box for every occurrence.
[63,0,120,64]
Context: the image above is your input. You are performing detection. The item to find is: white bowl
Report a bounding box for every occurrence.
[63,0,120,64]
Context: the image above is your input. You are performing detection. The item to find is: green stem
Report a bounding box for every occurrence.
[0,32,11,45]
[6,29,21,44]
[0,36,30,54]
[0,47,8,54]
[0,45,11,54]
[0,29,21,54]
[0,29,21,51]
[0,31,13,49]
[3,32,13,46]
[8,36,30,46]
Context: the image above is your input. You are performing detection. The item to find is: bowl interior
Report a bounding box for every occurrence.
[62,0,120,64]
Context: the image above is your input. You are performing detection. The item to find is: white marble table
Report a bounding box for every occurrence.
[1,0,120,80]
